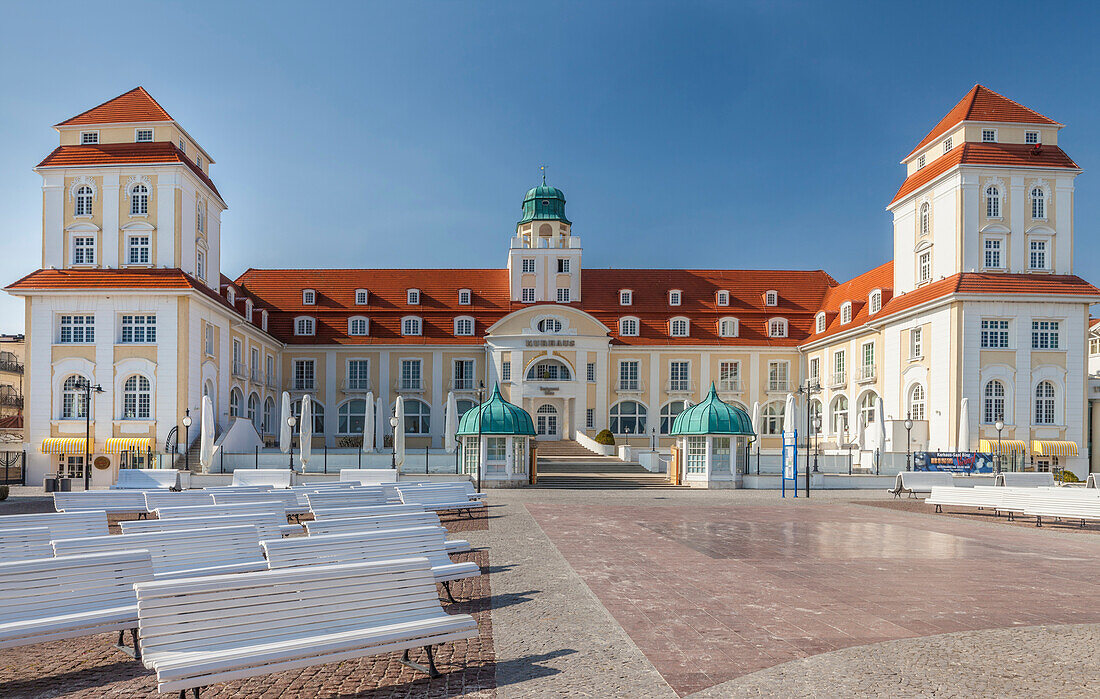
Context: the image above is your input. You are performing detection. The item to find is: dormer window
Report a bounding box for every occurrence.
[355,289,368,305]
[982,128,996,143]
[179,139,186,153]
[245,299,254,321]
[1025,131,1040,145]
[669,317,689,337]
[840,302,852,324]
[458,289,472,305]
[295,317,315,336]
[815,313,826,333]
[917,154,926,169]
[226,287,236,305]
[407,289,420,305]
[135,128,153,142]
[196,154,203,169]
[768,318,788,338]
[718,317,738,338]
[765,290,778,306]
[716,290,730,306]
[302,289,316,305]
[668,290,682,306]
[619,289,633,306]
[261,310,268,332]
[348,317,369,336]
[619,317,639,336]
[869,290,882,315]
[80,131,99,144]
[943,137,952,153]
[401,316,422,336]
[454,316,475,336]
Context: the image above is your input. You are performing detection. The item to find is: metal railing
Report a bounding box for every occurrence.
[830,371,846,387]
[394,379,424,392]
[717,378,742,392]
[232,361,247,379]
[0,393,23,409]
[448,379,476,392]
[857,365,876,382]
[0,358,23,374]
[266,374,277,388]
[767,379,789,393]
[342,378,373,393]
[250,368,263,384]
[290,379,315,391]
[615,378,645,393]
[666,380,695,393]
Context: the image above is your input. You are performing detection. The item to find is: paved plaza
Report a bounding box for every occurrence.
[2,487,1099,697]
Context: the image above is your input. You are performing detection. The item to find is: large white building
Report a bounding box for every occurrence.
[7,85,1099,486]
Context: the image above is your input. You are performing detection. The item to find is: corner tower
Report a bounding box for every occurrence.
[507,179,582,303]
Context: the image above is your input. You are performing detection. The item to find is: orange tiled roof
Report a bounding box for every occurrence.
[890,142,1078,206]
[55,87,173,127]
[37,142,222,200]
[809,261,894,341]
[877,273,1100,320]
[904,85,1061,160]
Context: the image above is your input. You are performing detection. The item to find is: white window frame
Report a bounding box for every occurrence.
[119,314,157,343]
[58,314,95,344]
[126,234,151,265]
[985,185,1001,218]
[982,128,997,143]
[1028,237,1049,270]
[765,290,778,306]
[668,290,682,306]
[619,317,640,337]
[557,258,570,273]
[910,327,923,359]
[981,319,1010,349]
[521,258,536,274]
[135,128,153,142]
[815,312,826,333]
[178,138,186,153]
[399,359,423,391]
[919,202,930,235]
[458,289,472,305]
[294,316,315,336]
[587,362,596,383]
[293,359,316,391]
[619,289,633,306]
[918,249,932,285]
[868,290,881,315]
[80,130,99,144]
[669,317,690,338]
[1031,320,1061,350]
[917,154,926,169]
[302,289,315,305]
[355,289,369,305]
[501,360,511,382]
[71,235,96,265]
[983,235,1005,270]
[196,249,206,281]
[204,324,214,355]
[1030,186,1047,220]
[840,302,852,324]
[768,318,788,338]
[401,316,422,336]
[347,316,369,336]
[716,290,730,306]
[1025,130,1040,145]
[407,289,420,305]
[521,287,535,303]
[454,316,475,336]
[556,287,570,303]
[719,361,741,392]
[74,185,94,217]
[128,183,149,216]
[943,136,952,152]
[718,317,738,338]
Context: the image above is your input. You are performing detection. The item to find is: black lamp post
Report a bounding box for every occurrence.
[904,412,914,472]
[995,416,1005,474]
[797,380,821,497]
[72,377,103,490]
[287,415,297,469]
[181,410,192,472]
[812,415,822,472]
[390,415,400,469]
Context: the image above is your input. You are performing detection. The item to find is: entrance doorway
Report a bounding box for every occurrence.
[537,404,559,440]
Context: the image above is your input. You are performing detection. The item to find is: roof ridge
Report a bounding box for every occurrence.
[55,86,173,127]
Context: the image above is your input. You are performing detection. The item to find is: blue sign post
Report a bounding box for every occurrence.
[781,430,798,497]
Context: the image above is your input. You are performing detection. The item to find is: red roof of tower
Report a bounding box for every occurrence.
[55,87,173,127]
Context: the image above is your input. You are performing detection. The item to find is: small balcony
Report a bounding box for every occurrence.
[232,361,247,379]
[857,365,876,383]
[265,374,278,389]
[0,392,23,409]
[448,379,477,393]
[0,358,23,374]
[666,380,695,394]
[250,368,263,385]
[289,379,315,392]
[341,378,373,393]
[767,379,789,393]
[394,379,424,393]
[717,378,742,393]
[830,371,847,388]
[615,379,645,394]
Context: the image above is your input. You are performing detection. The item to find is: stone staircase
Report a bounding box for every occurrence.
[534,439,678,489]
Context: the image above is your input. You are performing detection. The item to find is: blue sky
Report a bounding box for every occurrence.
[2,1,1099,330]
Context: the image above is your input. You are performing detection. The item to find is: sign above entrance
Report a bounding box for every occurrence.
[525,339,575,347]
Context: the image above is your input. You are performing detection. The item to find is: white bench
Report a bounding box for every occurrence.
[0,510,109,540]
[0,526,53,562]
[113,469,180,490]
[144,492,216,511]
[1024,492,1100,528]
[311,504,426,519]
[889,471,955,498]
[201,485,275,494]
[415,481,484,500]
[294,480,361,489]
[231,469,292,488]
[994,472,1056,487]
[339,468,400,485]
[211,491,310,519]
[305,512,470,553]
[398,484,486,515]
[135,558,479,695]
[154,502,301,536]
[53,490,152,515]
[0,550,153,658]
[1087,474,1098,489]
[926,486,999,513]
[263,525,480,601]
[305,488,389,510]
[53,525,267,580]
[120,512,293,540]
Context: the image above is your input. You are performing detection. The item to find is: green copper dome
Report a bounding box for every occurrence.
[670,384,755,436]
[456,385,536,436]
[519,183,570,225]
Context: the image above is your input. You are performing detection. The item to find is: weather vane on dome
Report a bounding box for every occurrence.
[540,164,547,185]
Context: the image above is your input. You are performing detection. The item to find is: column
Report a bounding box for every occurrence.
[431,351,443,449]
[156,176,177,267]
[102,174,120,268]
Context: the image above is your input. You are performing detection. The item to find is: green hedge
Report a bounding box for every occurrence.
[594,429,615,446]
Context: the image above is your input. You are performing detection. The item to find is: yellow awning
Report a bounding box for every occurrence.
[105,438,155,455]
[1032,440,1078,457]
[978,439,1027,456]
[41,438,92,455]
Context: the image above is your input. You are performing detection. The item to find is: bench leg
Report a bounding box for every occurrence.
[1036,515,1042,527]
[400,645,441,677]
[178,688,201,699]
[115,628,141,660]
[935,504,942,513]
[441,579,457,603]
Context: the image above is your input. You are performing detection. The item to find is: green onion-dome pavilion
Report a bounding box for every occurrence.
[519,183,570,225]
[456,385,536,436]
[670,384,755,436]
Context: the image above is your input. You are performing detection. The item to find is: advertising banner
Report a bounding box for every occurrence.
[913,451,993,474]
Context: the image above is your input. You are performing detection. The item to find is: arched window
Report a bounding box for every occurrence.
[985,186,1000,217]
[858,392,878,426]
[716,290,730,306]
[537,317,563,333]
[348,317,368,336]
[130,183,149,216]
[762,401,784,435]
[263,397,276,433]
[454,317,475,336]
[669,318,689,337]
[291,399,325,434]
[122,375,151,419]
[983,380,1005,424]
[619,317,639,336]
[456,399,476,418]
[840,303,852,324]
[869,290,882,315]
[908,384,926,421]
[610,401,647,435]
[830,395,848,434]
[919,202,930,235]
[401,316,422,336]
[718,318,738,338]
[229,387,242,417]
[660,401,686,434]
[295,317,315,336]
[302,289,316,305]
[526,359,571,381]
[247,393,260,430]
[1031,186,1046,219]
[62,374,87,419]
[815,313,826,333]
[75,185,93,216]
[401,398,430,434]
[809,399,822,429]
[768,318,788,338]
[1034,381,1055,425]
[338,399,368,435]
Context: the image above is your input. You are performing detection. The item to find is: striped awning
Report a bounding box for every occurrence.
[105,438,155,455]
[41,437,92,455]
[1032,440,1078,457]
[978,439,1028,456]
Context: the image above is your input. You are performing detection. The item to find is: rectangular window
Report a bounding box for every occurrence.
[719,361,740,391]
[980,319,1009,349]
[127,235,151,264]
[586,408,594,429]
[557,258,570,273]
[522,258,536,274]
[400,359,422,390]
[982,128,996,142]
[120,314,156,343]
[808,357,819,381]
[59,315,94,343]
[1029,239,1047,269]
[862,342,874,368]
[522,287,535,303]
[620,290,632,305]
[487,436,507,462]
[1025,131,1040,145]
[293,359,315,390]
[81,131,99,144]
[685,436,707,474]
[669,291,681,306]
[768,361,788,392]
[250,347,260,379]
[179,139,186,153]
[984,238,1002,269]
[619,361,640,391]
[1031,321,1060,350]
[943,137,952,152]
[832,351,845,385]
[587,362,596,382]
[501,360,511,382]
[917,154,925,169]
[355,290,368,305]
[918,251,932,284]
[196,155,203,169]
[204,325,214,355]
[72,236,95,265]
[135,128,153,142]
[196,250,206,281]
[407,289,419,305]
[669,361,690,391]
[459,290,471,305]
[266,355,275,384]
[348,359,370,390]
[910,327,923,358]
[453,359,474,390]
[556,287,570,303]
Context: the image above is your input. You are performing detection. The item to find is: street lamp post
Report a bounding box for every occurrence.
[73,377,103,490]
[390,416,400,469]
[812,415,822,473]
[994,417,1005,474]
[181,410,192,472]
[286,415,297,469]
[797,380,821,497]
[904,412,914,472]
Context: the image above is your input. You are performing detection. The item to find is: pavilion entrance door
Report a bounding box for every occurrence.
[536,404,559,440]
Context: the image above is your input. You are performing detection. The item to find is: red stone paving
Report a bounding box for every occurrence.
[526,501,1100,696]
